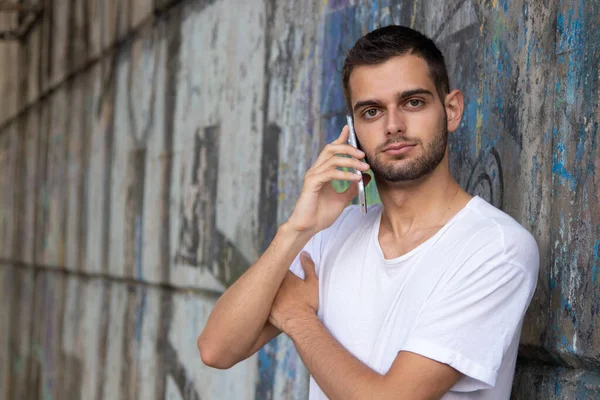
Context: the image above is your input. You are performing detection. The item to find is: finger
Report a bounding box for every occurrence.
[300,252,317,280]
[303,169,361,195]
[332,125,350,145]
[307,169,364,187]
[313,143,365,170]
[326,143,365,159]
[313,143,365,169]
[312,154,370,175]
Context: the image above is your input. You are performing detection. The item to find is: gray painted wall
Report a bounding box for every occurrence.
[0,0,598,399]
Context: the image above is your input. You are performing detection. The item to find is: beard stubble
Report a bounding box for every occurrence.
[364,116,448,182]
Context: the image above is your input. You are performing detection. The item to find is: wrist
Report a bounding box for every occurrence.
[279,220,316,243]
[282,308,319,337]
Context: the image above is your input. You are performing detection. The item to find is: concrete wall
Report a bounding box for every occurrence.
[0,0,598,399]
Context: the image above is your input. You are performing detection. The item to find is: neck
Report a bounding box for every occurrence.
[375,158,463,238]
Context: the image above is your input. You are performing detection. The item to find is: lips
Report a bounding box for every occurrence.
[382,143,416,155]
[383,143,414,152]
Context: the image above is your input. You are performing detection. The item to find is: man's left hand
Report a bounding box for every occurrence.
[269,252,319,332]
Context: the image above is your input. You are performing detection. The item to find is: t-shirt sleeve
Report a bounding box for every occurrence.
[400,233,539,391]
[288,206,358,279]
[288,230,324,279]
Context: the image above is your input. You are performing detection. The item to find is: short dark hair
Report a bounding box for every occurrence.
[342,25,450,113]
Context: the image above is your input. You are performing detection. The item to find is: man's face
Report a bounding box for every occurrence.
[349,55,449,182]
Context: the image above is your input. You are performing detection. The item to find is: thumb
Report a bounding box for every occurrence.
[300,251,317,280]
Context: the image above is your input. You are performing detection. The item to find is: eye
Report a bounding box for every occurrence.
[363,109,380,119]
[407,99,424,108]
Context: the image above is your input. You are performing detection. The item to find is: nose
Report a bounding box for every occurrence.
[385,108,406,136]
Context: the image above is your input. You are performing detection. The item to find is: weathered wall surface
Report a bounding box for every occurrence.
[0,0,598,399]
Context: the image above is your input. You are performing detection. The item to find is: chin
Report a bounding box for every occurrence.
[378,155,413,167]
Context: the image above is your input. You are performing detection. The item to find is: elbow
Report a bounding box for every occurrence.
[197,334,236,370]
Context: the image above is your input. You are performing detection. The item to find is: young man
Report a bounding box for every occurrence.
[198,25,539,400]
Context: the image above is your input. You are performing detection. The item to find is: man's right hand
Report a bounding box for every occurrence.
[287,125,371,235]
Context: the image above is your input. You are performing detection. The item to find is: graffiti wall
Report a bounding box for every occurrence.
[0,0,598,399]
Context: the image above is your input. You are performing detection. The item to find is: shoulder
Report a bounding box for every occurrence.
[456,197,540,279]
[326,203,382,232]
[313,203,381,249]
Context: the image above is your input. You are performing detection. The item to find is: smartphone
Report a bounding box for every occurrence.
[346,115,368,215]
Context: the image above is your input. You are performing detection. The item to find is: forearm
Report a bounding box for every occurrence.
[285,314,384,400]
[198,222,312,367]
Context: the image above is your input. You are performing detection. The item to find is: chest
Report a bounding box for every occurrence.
[318,242,416,367]
[378,228,438,259]
[316,226,468,370]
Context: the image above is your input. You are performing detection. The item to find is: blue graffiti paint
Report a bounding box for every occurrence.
[553,2,588,202]
[552,142,577,191]
[281,341,298,380]
[559,294,577,327]
[256,339,279,399]
[552,7,598,193]
[329,0,352,11]
[558,334,575,353]
[556,4,585,54]
[556,13,564,36]
[551,157,575,185]
[370,0,379,22]
[319,3,384,117]
[497,0,509,13]
[319,5,359,116]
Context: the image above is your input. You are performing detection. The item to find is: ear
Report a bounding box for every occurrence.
[444,89,464,133]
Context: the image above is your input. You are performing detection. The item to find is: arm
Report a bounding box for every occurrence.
[284,313,461,400]
[270,255,461,400]
[198,126,369,369]
[197,223,310,369]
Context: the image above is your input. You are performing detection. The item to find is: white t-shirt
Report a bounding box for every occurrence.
[289,196,539,400]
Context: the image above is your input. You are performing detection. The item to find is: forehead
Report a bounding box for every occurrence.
[348,55,436,104]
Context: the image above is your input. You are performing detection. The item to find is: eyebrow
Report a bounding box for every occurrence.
[352,89,434,113]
